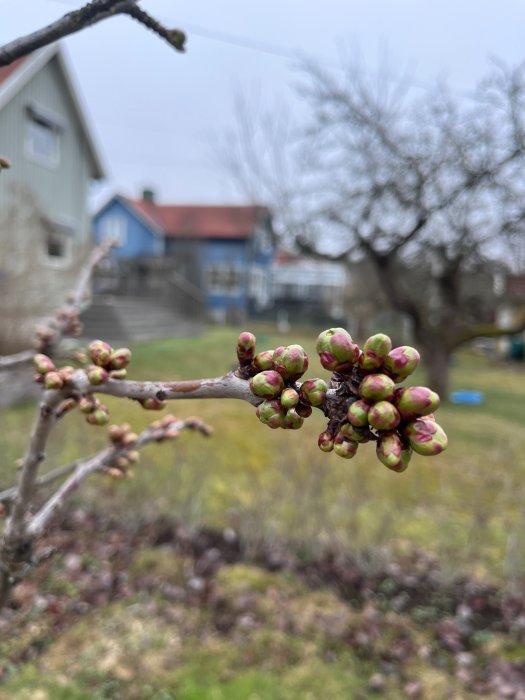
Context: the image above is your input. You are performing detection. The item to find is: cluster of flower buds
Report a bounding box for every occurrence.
[105,422,141,477]
[238,328,448,473]
[237,332,327,431]
[84,340,132,385]
[33,353,76,391]
[316,330,447,471]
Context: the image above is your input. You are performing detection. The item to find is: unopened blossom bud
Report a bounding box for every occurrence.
[58,366,75,384]
[299,378,328,407]
[139,398,166,410]
[316,328,360,372]
[252,350,274,372]
[236,331,257,363]
[347,399,371,427]
[367,400,401,431]
[250,370,285,399]
[109,424,125,442]
[359,333,392,371]
[280,387,300,409]
[87,366,109,385]
[122,431,138,445]
[295,402,313,418]
[338,422,372,443]
[78,397,94,414]
[376,433,412,472]
[86,408,110,426]
[44,371,63,390]
[109,347,132,370]
[405,419,448,456]
[384,346,420,380]
[283,409,304,430]
[34,353,55,374]
[333,433,359,459]
[318,430,334,452]
[87,340,113,367]
[273,344,309,380]
[115,456,130,470]
[256,399,286,429]
[394,386,440,420]
[109,369,127,380]
[359,373,395,402]
[127,450,140,464]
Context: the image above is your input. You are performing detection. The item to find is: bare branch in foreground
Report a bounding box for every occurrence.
[0,0,186,67]
[0,460,82,504]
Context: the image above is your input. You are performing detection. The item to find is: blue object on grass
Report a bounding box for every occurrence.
[449,390,484,405]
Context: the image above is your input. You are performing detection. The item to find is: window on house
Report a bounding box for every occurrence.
[43,222,73,264]
[205,264,243,293]
[103,216,127,247]
[26,111,61,166]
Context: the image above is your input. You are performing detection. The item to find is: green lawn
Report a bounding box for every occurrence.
[1,325,525,580]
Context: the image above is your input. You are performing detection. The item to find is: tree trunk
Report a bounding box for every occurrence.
[418,339,451,400]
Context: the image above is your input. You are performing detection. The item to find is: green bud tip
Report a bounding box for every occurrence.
[333,433,359,459]
[109,347,132,370]
[359,373,395,402]
[87,340,113,367]
[367,400,401,431]
[299,378,328,407]
[87,366,109,385]
[272,344,309,380]
[236,331,257,362]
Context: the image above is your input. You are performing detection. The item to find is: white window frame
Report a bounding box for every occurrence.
[25,104,62,169]
[205,263,243,295]
[42,220,75,268]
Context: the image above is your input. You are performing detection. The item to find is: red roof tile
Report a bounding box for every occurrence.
[126,199,266,239]
[0,55,29,87]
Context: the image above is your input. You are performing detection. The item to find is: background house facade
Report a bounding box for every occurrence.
[0,43,104,350]
[93,192,275,324]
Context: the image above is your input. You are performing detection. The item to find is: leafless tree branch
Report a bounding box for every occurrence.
[0,0,186,67]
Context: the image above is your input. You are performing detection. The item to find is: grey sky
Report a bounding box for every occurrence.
[2,0,525,208]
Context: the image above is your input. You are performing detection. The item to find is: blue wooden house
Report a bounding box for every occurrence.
[93,192,275,322]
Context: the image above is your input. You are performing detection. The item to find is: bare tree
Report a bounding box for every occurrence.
[226,61,525,397]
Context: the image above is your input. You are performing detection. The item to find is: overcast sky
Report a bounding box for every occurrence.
[2,0,525,208]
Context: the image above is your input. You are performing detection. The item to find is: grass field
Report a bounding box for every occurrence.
[1,325,524,580]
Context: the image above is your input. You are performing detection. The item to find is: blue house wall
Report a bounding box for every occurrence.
[93,199,163,260]
[167,238,249,317]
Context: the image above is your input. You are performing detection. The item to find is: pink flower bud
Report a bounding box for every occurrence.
[87,340,113,367]
[236,331,257,363]
[79,397,96,414]
[299,378,328,407]
[109,347,132,370]
[347,399,371,427]
[394,386,440,420]
[358,333,392,371]
[405,419,448,456]
[333,433,359,459]
[87,366,109,385]
[367,400,401,431]
[280,387,300,409]
[282,409,304,430]
[256,399,286,428]
[250,370,285,399]
[139,398,166,410]
[273,344,309,380]
[376,432,412,472]
[58,366,75,384]
[252,350,274,372]
[359,374,395,402]
[318,430,334,452]
[109,369,127,380]
[384,346,420,380]
[316,328,360,372]
[34,353,56,375]
[86,408,110,426]
[44,371,64,390]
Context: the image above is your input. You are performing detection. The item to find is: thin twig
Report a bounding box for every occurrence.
[27,418,210,537]
[0,459,82,504]
[0,0,185,67]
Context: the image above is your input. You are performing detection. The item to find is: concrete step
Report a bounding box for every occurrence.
[80,296,203,344]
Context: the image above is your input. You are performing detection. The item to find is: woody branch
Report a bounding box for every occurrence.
[0,0,186,67]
